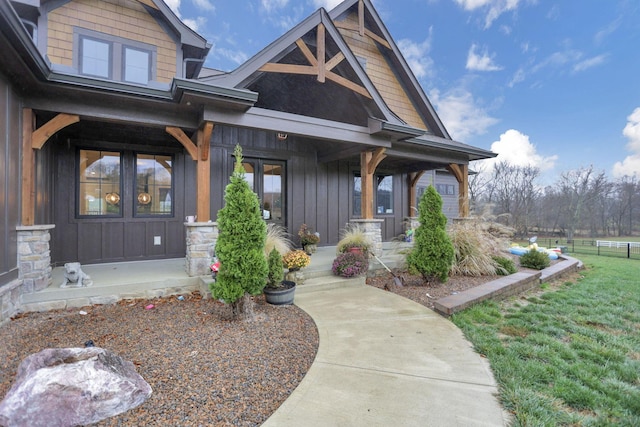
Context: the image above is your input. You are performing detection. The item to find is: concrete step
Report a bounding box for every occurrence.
[297,275,365,294]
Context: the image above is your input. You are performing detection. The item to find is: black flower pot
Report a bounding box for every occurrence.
[263,280,296,305]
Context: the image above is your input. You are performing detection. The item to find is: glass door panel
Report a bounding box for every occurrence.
[238,159,285,227]
[263,163,284,225]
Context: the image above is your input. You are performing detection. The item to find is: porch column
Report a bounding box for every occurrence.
[357,148,386,254]
[17,224,55,293]
[408,170,425,216]
[21,109,79,225]
[360,148,386,219]
[446,164,470,217]
[185,222,218,277]
[166,121,214,222]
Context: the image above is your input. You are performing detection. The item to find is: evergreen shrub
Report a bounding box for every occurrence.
[520,249,550,270]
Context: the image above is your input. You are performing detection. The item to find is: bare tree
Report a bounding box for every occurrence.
[555,166,608,241]
[482,161,540,237]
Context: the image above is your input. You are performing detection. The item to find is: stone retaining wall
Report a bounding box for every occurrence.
[434,255,583,316]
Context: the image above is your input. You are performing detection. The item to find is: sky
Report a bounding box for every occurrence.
[165,0,640,184]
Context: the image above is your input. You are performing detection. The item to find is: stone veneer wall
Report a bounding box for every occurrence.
[185,222,218,277]
[349,219,384,256]
[1,225,55,324]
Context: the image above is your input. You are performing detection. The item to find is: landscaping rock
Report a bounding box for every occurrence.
[0,347,151,427]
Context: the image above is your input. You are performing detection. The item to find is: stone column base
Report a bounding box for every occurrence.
[349,219,384,256]
[17,224,54,293]
[185,222,218,277]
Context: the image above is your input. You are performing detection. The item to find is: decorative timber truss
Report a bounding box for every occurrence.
[258,23,372,99]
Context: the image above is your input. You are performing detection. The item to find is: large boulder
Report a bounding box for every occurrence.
[0,347,152,427]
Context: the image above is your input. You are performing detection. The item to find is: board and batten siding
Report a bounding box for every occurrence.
[46,0,177,83]
[415,170,460,221]
[209,125,410,245]
[0,72,21,286]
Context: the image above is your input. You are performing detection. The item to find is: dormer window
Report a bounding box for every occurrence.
[124,47,151,84]
[75,28,155,85]
[80,37,111,79]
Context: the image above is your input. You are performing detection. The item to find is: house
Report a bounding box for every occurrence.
[0,0,495,322]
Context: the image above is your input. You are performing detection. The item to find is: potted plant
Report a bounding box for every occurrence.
[298,224,320,255]
[263,248,296,305]
[336,224,372,255]
[282,249,311,285]
[332,252,369,278]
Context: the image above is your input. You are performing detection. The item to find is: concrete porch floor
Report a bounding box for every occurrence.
[20,244,410,313]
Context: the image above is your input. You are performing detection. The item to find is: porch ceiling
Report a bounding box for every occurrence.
[36,112,184,147]
[315,139,460,173]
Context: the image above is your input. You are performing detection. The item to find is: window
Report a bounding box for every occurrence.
[353,175,362,217]
[124,47,151,84]
[352,173,394,216]
[78,150,122,216]
[135,154,173,216]
[75,29,155,84]
[436,184,456,196]
[376,175,393,214]
[80,37,111,78]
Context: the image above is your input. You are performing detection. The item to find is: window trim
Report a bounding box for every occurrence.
[134,152,175,218]
[76,148,124,219]
[73,27,157,84]
[352,172,395,217]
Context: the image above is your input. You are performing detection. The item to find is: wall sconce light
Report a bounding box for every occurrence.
[277,132,288,141]
[105,192,120,205]
[137,192,152,205]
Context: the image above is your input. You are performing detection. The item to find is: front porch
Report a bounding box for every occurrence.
[20,244,409,314]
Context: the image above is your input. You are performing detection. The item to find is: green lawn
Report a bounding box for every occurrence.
[452,254,640,426]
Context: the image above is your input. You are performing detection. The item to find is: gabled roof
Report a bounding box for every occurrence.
[200,8,404,128]
[329,0,451,139]
[35,0,210,77]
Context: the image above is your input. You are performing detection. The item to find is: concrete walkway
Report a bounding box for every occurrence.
[263,283,510,426]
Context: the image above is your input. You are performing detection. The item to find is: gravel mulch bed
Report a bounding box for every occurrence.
[367,270,496,310]
[367,257,564,310]
[0,292,318,426]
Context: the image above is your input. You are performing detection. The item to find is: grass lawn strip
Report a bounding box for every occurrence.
[452,254,640,426]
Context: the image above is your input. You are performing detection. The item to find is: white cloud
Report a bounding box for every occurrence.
[182,16,207,32]
[165,0,182,17]
[573,54,608,73]
[429,88,499,141]
[466,44,503,71]
[613,107,640,178]
[261,0,289,13]
[595,16,622,45]
[192,0,215,12]
[453,0,523,29]
[311,0,343,10]
[398,31,435,80]
[482,129,558,171]
[214,47,249,68]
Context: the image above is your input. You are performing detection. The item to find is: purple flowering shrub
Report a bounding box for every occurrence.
[332,252,369,278]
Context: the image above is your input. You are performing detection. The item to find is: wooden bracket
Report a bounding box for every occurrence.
[199,121,214,161]
[367,147,387,174]
[446,164,469,217]
[166,126,198,161]
[32,113,80,149]
[410,170,426,188]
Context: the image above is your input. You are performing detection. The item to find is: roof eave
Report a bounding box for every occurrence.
[407,135,497,161]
